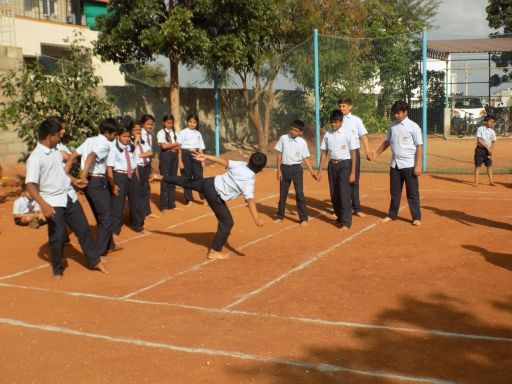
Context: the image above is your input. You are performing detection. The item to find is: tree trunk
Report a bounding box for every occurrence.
[262,79,275,154]
[169,56,181,131]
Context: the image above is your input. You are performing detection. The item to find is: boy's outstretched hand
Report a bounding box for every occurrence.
[191,150,207,162]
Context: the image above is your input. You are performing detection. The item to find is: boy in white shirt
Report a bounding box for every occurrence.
[474,114,497,187]
[154,152,267,260]
[12,185,45,228]
[274,120,316,226]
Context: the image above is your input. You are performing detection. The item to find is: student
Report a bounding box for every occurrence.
[338,97,373,217]
[107,124,145,235]
[178,113,207,206]
[274,119,316,227]
[12,184,45,229]
[138,114,155,218]
[474,114,497,187]
[155,151,267,260]
[65,118,120,256]
[52,116,71,164]
[316,109,357,231]
[373,100,423,225]
[25,119,108,278]
[157,114,181,212]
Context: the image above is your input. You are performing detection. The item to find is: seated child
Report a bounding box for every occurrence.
[12,185,46,228]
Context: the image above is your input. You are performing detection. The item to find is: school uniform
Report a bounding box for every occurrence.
[12,196,40,226]
[75,135,116,255]
[386,117,423,221]
[25,143,100,276]
[343,113,367,214]
[274,133,310,222]
[474,126,496,167]
[321,128,357,228]
[177,128,206,202]
[107,140,144,235]
[163,161,255,251]
[157,128,179,210]
[56,142,71,164]
[137,129,153,217]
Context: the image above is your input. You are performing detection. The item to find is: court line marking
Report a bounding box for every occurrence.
[1,281,511,344]
[118,192,364,300]
[0,193,280,282]
[0,316,453,384]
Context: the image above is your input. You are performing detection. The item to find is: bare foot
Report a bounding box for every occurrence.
[52,274,63,281]
[100,256,113,263]
[184,202,192,207]
[490,182,496,186]
[355,212,366,218]
[202,200,209,206]
[274,218,283,223]
[207,250,229,260]
[412,220,421,226]
[300,221,308,227]
[338,226,350,231]
[94,262,110,274]
[382,217,393,223]
[147,213,160,219]
[328,212,337,220]
[107,244,123,254]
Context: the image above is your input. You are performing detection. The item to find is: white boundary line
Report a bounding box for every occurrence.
[0,264,50,281]
[0,316,454,383]
[1,282,511,344]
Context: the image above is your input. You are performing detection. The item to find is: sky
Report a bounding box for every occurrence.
[429,0,493,38]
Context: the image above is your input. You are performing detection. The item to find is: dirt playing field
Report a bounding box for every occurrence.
[0,137,511,383]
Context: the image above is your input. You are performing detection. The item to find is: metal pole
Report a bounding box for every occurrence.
[488,53,491,107]
[422,29,427,172]
[214,71,220,157]
[313,29,321,168]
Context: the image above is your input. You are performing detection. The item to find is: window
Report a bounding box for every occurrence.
[42,0,55,17]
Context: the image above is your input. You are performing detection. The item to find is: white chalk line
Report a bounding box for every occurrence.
[0,316,453,384]
[118,192,352,300]
[1,281,511,344]
[0,264,50,281]
[222,204,407,310]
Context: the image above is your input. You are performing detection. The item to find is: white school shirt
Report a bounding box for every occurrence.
[107,140,139,172]
[157,128,178,144]
[274,134,310,165]
[137,129,153,166]
[25,143,78,207]
[12,196,40,214]
[476,126,496,147]
[75,135,111,174]
[320,127,357,160]
[177,128,205,150]
[386,117,423,169]
[343,113,368,150]
[56,142,71,155]
[214,161,255,201]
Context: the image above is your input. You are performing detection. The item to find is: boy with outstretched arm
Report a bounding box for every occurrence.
[274,119,316,227]
[154,152,267,260]
[25,119,108,278]
[316,109,357,231]
[373,100,423,226]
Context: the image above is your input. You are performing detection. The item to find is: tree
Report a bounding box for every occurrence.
[94,0,210,129]
[0,32,113,160]
[486,0,512,89]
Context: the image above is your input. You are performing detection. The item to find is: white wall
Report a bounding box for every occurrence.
[14,17,125,86]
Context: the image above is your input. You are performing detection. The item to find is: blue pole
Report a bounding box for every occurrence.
[313,29,321,168]
[422,29,427,172]
[214,71,220,157]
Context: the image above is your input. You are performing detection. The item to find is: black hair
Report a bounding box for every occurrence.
[38,119,61,140]
[186,113,199,128]
[162,114,174,122]
[247,152,267,174]
[329,109,344,122]
[115,125,135,153]
[140,114,155,125]
[49,115,66,127]
[337,97,352,105]
[391,100,409,114]
[291,119,305,132]
[98,118,119,134]
[483,114,496,122]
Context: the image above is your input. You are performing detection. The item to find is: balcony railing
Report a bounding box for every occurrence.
[0,0,84,26]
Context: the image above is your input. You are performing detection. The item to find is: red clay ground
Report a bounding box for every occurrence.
[0,150,511,383]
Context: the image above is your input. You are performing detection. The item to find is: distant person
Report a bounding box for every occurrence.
[339,97,373,217]
[154,151,267,260]
[316,109,357,231]
[138,114,156,218]
[25,119,108,278]
[12,184,45,229]
[473,114,497,187]
[157,114,180,212]
[274,119,316,227]
[372,100,423,226]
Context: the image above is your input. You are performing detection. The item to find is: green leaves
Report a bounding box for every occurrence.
[0,32,113,159]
